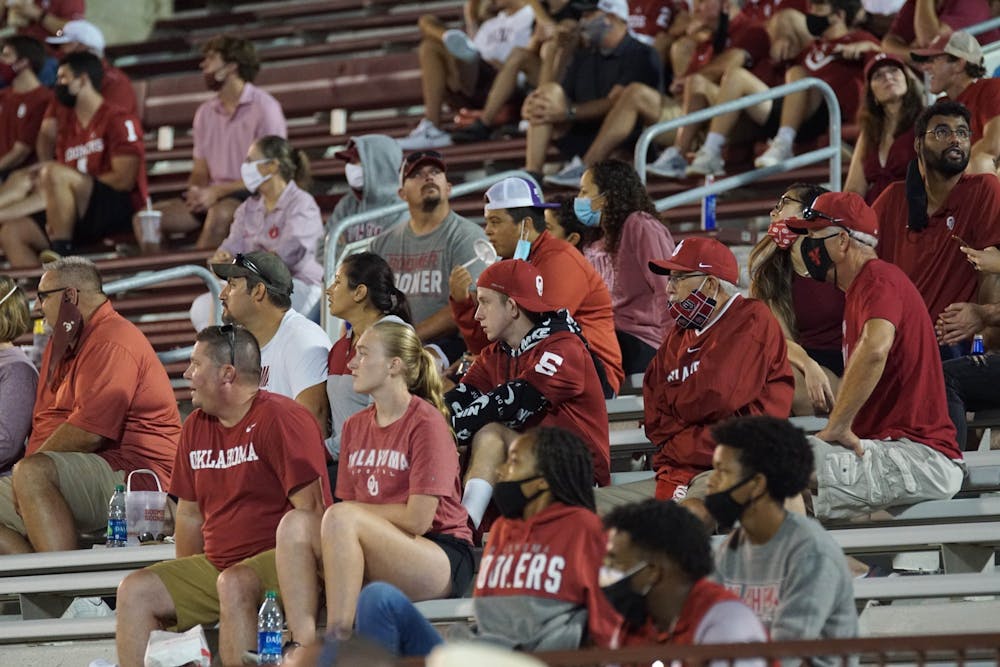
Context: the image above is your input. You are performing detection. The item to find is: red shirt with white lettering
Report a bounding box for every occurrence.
[795,30,879,122]
[0,84,52,162]
[628,0,688,40]
[644,296,793,500]
[338,395,472,544]
[954,78,1000,143]
[55,100,147,211]
[872,174,1000,321]
[170,391,332,570]
[843,260,960,459]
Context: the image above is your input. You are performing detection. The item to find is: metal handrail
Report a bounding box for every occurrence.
[966,15,1000,38]
[633,77,841,212]
[103,265,222,364]
[322,169,540,339]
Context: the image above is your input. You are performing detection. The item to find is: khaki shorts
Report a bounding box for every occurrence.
[654,95,682,146]
[809,436,964,520]
[0,452,123,535]
[594,469,712,515]
[148,549,279,631]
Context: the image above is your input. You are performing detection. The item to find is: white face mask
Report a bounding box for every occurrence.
[240,159,272,193]
[345,162,364,190]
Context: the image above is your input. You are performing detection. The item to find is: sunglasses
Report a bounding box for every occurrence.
[404,150,443,165]
[220,323,237,368]
[800,207,842,225]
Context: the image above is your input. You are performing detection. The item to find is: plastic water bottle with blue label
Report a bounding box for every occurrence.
[972,334,985,355]
[258,590,284,664]
[701,174,717,231]
[106,485,127,548]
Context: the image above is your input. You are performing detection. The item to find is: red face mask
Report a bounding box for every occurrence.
[668,278,718,330]
[46,294,84,389]
[767,220,798,250]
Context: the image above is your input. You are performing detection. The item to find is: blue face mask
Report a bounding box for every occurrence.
[513,218,531,260]
[573,196,602,227]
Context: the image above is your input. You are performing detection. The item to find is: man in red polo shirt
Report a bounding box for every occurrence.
[871,100,1000,358]
[0,50,145,266]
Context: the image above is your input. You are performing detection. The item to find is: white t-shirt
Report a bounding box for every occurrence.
[260,310,332,400]
[473,3,535,64]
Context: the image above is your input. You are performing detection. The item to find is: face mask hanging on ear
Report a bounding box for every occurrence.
[513,218,532,260]
[46,294,84,389]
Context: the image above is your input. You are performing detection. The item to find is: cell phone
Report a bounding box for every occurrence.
[952,235,968,247]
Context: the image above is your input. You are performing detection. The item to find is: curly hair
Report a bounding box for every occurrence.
[915,99,972,138]
[547,194,604,250]
[589,160,658,258]
[748,182,829,338]
[531,427,596,511]
[604,499,713,580]
[202,35,260,82]
[710,416,814,500]
[858,63,924,151]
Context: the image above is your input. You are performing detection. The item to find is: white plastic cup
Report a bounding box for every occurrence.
[330,108,348,136]
[157,126,174,151]
[138,209,163,245]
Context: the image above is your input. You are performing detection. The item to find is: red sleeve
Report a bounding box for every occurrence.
[336,413,362,501]
[731,23,770,66]
[168,417,199,501]
[858,275,904,329]
[458,349,495,395]
[967,177,1000,250]
[514,336,589,407]
[888,0,916,42]
[451,296,489,354]
[405,404,459,498]
[16,90,51,146]
[538,253,587,315]
[938,0,991,32]
[49,0,85,19]
[104,110,144,160]
[65,341,138,440]
[258,401,331,504]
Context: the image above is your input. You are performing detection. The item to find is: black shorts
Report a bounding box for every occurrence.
[805,347,844,376]
[425,531,475,598]
[31,179,134,244]
[763,99,830,144]
[556,120,642,161]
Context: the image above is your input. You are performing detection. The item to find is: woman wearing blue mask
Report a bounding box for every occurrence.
[575,160,675,375]
[190,135,325,329]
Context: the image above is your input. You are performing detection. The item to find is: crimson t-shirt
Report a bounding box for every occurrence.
[628,0,688,39]
[55,101,147,211]
[843,260,960,460]
[0,84,52,160]
[873,174,1000,321]
[15,0,85,48]
[791,273,844,352]
[954,79,1000,144]
[338,395,472,544]
[170,391,332,570]
[888,0,1000,46]
[795,30,879,122]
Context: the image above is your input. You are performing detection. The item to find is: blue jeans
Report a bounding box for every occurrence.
[354,582,444,657]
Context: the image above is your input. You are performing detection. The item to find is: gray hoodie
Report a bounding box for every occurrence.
[327,134,408,246]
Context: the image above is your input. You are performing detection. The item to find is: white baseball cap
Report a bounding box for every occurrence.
[47,20,106,57]
[575,0,630,22]
[484,177,560,211]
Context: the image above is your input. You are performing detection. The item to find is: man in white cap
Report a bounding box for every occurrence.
[37,19,137,160]
[911,31,1000,175]
[1,0,81,71]
[880,0,999,64]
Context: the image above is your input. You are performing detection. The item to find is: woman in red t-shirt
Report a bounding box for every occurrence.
[276,320,473,651]
[844,53,924,205]
[748,182,844,416]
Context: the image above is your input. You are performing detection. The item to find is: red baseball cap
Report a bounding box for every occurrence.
[649,237,739,284]
[864,52,906,82]
[333,139,360,162]
[477,259,553,313]
[785,191,879,238]
[400,150,447,183]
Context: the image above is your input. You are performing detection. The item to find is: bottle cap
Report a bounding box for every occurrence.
[115,484,125,492]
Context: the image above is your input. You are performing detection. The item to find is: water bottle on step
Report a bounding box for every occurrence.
[106,485,127,548]
[258,590,284,664]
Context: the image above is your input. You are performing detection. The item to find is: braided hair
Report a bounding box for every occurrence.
[531,427,596,511]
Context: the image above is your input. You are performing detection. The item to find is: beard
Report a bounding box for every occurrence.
[421,193,442,213]
[923,142,969,177]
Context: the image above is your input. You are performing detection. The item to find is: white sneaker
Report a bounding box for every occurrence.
[62,596,114,619]
[544,156,586,188]
[88,660,118,667]
[686,145,725,177]
[397,118,453,150]
[443,29,479,63]
[754,136,794,169]
[647,148,689,179]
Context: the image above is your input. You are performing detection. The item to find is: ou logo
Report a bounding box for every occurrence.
[367,474,379,496]
[535,275,544,296]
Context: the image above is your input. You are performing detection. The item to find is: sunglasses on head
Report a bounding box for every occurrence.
[219,324,237,369]
[404,150,443,165]
[800,207,842,225]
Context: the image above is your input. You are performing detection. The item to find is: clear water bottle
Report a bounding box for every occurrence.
[701,174,717,231]
[106,485,127,548]
[30,318,50,370]
[258,590,284,664]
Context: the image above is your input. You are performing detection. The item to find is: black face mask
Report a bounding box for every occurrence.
[799,233,838,282]
[54,83,77,108]
[492,475,545,519]
[703,475,757,530]
[600,564,649,628]
[805,13,831,36]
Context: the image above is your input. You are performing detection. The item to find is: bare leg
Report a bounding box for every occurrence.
[778,65,821,132]
[195,197,241,250]
[116,569,178,667]
[217,564,263,667]
[417,38,454,127]
[706,68,772,137]
[464,422,518,485]
[791,364,841,417]
[0,190,46,223]
[582,83,663,165]
[11,454,79,552]
[481,48,539,126]
[154,197,204,235]
[538,22,576,86]
[0,167,40,210]
[320,503,453,637]
[276,509,323,645]
[523,82,568,173]
[39,162,94,242]
[674,73,718,154]
[0,525,31,554]
[0,217,49,267]
[669,36,697,85]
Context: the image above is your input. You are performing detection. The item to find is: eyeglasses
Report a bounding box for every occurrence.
[36,286,68,304]
[925,126,971,142]
[772,195,804,214]
[667,272,707,284]
[220,324,236,368]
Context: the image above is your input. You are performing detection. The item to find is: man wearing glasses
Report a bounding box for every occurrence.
[0,256,180,554]
[788,191,964,519]
[369,151,488,365]
[871,100,1000,359]
[211,251,331,436]
[607,238,792,507]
